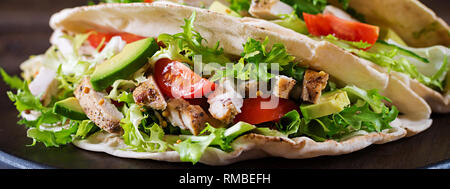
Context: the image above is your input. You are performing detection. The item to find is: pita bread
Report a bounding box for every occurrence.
[49,2,432,165]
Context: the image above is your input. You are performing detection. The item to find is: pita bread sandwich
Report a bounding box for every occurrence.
[0,2,434,165]
[151,0,450,113]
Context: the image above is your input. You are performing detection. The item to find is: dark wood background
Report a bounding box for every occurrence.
[0,0,449,169]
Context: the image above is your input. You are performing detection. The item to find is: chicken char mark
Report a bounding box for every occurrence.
[133,75,167,110]
[301,69,329,104]
[74,78,124,134]
[165,98,208,136]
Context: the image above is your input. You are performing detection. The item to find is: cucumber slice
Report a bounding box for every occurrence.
[372,40,429,63]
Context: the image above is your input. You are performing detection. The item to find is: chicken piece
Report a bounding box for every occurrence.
[74,78,124,134]
[272,75,296,99]
[133,75,167,110]
[207,79,243,124]
[165,98,208,136]
[301,70,329,104]
[249,0,294,20]
[28,67,58,106]
[238,80,259,98]
[323,5,358,22]
[289,83,303,101]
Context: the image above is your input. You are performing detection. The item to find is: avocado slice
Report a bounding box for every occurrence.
[90,37,159,91]
[208,1,241,17]
[300,90,350,120]
[53,97,88,120]
[380,27,407,46]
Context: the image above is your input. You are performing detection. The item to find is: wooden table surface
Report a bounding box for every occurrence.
[0,0,449,169]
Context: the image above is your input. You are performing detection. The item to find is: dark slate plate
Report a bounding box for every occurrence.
[0,0,449,169]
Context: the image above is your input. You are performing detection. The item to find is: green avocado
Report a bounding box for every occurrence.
[380,27,407,46]
[208,1,241,17]
[300,90,350,120]
[53,97,88,120]
[90,37,159,91]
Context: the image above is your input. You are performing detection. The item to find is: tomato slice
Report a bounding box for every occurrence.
[87,32,112,50]
[234,96,299,125]
[87,31,146,50]
[303,13,379,45]
[153,58,215,99]
[144,0,154,2]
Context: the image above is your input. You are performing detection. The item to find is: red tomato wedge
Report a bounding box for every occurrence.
[303,13,379,45]
[144,0,154,2]
[234,96,299,125]
[153,58,215,99]
[87,31,146,50]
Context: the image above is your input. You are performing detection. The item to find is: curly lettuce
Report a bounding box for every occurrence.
[258,85,398,142]
[210,37,296,82]
[157,11,230,65]
[170,122,255,164]
[120,104,167,152]
[1,69,98,147]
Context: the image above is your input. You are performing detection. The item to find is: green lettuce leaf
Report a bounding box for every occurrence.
[385,40,449,85]
[276,110,301,136]
[0,67,24,90]
[27,122,78,147]
[172,134,215,164]
[106,79,136,102]
[271,12,309,35]
[298,85,399,142]
[337,0,349,10]
[75,120,98,139]
[121,104,167,152]
[242,37,295,67]
[323,35,448,91]
[27,118,98,147]
[281,0,327,17]
[341,85,390,113]
[299,102,398,142]
[229,0,251,13]
[157,11,230,65]
[280,62,306,82]
[2,69,96,146]
[171,122,255,164]
[211,37,296,82]
[7,83,43,112]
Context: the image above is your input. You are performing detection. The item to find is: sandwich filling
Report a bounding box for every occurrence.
[1,12,400,164]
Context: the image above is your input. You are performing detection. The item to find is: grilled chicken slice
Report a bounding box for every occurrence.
[301,70,329,104]
[74,78,124,134]
[133,75,167,110]
[323,5,357,22]
[238,79,259,98]
[28,67,58,106]
[165,98,208,136]
[207,79,243,124]
[272,75,296,99]
[249,0,294,20]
